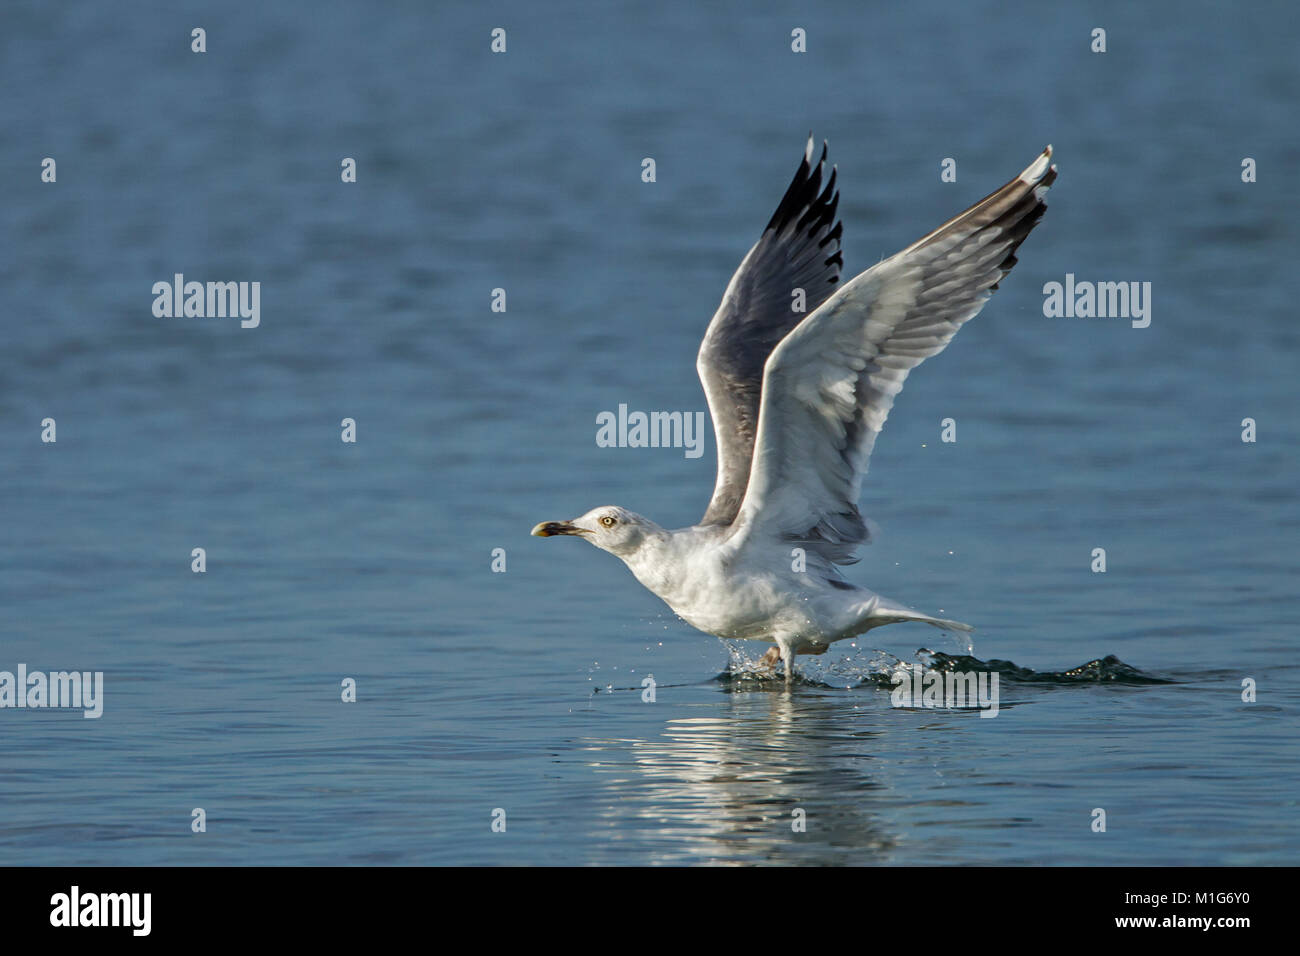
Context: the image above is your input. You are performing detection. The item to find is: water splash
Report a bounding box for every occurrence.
[718,641,1171,688]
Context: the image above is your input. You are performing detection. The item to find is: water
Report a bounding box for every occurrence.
[2,0,1297,865]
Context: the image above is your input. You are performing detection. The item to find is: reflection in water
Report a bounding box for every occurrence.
[580,690,902,864]
[573,647,1166,864]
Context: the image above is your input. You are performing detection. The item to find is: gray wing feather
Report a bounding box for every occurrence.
[697,135,843,526]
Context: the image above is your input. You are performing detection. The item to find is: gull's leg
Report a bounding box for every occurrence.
[777,637,797,684]
[775,638,827,683]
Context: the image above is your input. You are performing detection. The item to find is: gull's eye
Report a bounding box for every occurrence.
[600,515,617,528]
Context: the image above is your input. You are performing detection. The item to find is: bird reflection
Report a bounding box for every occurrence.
[578,688,901,864]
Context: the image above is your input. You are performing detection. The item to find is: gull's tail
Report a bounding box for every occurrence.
[864,598,974,633]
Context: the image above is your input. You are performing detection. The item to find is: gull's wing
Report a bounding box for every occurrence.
[696,135,843,526]
[729,146,1058,564]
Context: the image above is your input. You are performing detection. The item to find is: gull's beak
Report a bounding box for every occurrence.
[531,520,586,537]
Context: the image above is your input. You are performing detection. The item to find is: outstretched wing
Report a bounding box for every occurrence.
[729,146,1058,564]
[696,135,843,526]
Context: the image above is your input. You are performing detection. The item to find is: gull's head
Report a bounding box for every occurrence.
[531,506,657,558]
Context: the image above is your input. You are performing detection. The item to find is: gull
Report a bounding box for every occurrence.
[534,136,1057,682]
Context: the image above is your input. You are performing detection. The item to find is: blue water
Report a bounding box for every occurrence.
[2,0,1297,865]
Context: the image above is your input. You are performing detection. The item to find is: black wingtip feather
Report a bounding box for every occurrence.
[764,136,844,250]
[818,219,843,249]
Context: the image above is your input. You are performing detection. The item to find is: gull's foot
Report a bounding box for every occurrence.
[760,646,782,673]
